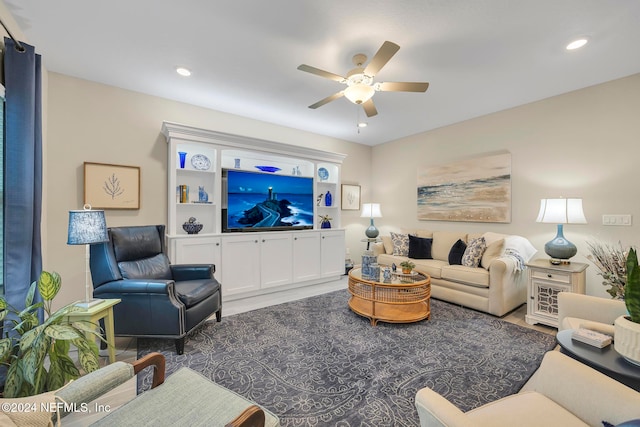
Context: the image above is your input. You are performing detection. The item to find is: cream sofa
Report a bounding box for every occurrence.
[415,351,640,427]
[373,230,536,317]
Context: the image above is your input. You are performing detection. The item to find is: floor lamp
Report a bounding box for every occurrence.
[67,204,109,309]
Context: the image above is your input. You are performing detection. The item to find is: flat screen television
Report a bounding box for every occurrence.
[222,169,314,232]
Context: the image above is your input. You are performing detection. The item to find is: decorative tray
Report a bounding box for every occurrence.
[392,271,420,277]
[191,154,211,170]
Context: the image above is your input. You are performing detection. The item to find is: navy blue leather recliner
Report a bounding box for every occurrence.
[89,225,222,354]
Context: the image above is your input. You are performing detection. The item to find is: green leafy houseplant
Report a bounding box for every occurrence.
[0,271,101,397]
[625,247,640,324]
[400,260,416,273]
[614,247,640,365]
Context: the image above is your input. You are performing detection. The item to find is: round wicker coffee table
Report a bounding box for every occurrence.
[348,267,431,326]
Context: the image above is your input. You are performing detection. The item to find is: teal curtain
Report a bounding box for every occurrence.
[3,38,43,317]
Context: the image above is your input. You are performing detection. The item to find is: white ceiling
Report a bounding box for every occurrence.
[5,0,640,146]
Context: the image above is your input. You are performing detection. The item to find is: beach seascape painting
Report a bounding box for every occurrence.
[417,153,511,223]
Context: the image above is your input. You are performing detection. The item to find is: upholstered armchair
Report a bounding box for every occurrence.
[89,225,222,354]
[415,351,640,427]
[558,292,627,336]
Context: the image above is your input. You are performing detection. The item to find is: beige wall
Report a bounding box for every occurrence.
[46,73,371,306]
[372,73,640,297]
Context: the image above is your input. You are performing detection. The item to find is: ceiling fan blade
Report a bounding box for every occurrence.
[377,81,430,92]
[362,99,378,117]
[363,41,400,77]
[308,91,344,109]
[297,64,345,83]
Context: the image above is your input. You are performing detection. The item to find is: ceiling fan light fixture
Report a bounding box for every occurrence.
[344,84,375,105]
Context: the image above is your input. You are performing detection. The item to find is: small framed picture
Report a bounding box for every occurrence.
[341,184,361,211]
[84,162,140,209]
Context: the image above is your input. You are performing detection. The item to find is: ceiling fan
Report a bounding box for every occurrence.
[297,41,429,117]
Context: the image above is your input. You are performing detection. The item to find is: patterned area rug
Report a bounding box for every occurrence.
[137,290,556,426]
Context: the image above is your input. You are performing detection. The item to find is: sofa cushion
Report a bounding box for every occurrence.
[466,391,589,427]
[413,259,448,279]
[381,235,393,254]
[432,231,467,261]
[390,232,411,256]
[448,239,467,265]
[482,231,508,246]
[408,235,433,259]
[481,238,505,269]
[462,237,486,268]
[174,279,220,307]
[441,264,490,288]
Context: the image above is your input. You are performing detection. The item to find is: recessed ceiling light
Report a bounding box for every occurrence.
[566,38,589,50]
[176,67,192,77]
[358,122,368,128]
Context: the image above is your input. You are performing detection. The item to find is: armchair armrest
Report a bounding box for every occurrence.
[133,352,166,389]
[56,361,134,417]
[415,387,474,427]
[557,292,627,332]
[521,351,640,426]
[94,279,175,296]
[225,405,265,427]
[171,264,215,281]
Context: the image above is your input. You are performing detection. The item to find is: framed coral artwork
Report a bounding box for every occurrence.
[341,184,361,210]
[84,162,140,209]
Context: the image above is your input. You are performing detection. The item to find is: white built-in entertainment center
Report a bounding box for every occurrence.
[162,122,346,301]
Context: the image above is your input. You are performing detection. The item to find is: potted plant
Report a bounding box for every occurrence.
[0,271,102,397]
[614,247,640,366]
[400,260,415,274]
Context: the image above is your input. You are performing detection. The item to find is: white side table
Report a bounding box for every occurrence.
[525,259,588,328]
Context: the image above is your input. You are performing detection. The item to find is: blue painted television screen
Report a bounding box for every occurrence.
[223,169,314,232]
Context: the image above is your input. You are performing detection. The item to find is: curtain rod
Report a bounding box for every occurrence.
[0,17,25,52]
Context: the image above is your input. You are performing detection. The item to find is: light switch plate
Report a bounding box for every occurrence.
[602,214,632,226]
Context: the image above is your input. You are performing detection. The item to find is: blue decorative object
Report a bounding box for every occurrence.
[318,167,329,181]
[255,165,281,173]
[544,224,578,261]
[361,250,378,280]
[325,190,332,207]
[392,263,397,272]
[198,186,208,202]
[178,151,187,169]
[321,220,331,229]
[383,267,391,282]
[191,154,211,170]
[183,217,203,234]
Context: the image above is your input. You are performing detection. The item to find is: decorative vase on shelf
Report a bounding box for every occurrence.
[234,158,241,169]
[325,190,332,207]
[178,151,187,169]
[198,186,208,202]
[321,219,331,229]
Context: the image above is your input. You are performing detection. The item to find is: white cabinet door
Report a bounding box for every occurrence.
[292,232,321,282]
[169,236,221,267]
[260,233,293,289]
[320,230,345,278]
[221,234,261,296]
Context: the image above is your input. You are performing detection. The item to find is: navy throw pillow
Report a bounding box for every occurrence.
[408,235,433,259]
[448,239,467,265]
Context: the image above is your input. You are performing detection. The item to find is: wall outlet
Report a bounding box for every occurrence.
[602,214,632,226]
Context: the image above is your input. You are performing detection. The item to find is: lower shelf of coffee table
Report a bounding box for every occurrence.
[348,295,430,326]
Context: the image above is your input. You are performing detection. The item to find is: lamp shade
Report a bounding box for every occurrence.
[361,203,382,218]
[536,198,587,224]
[67,207,108,245]
[344,84,375,105]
